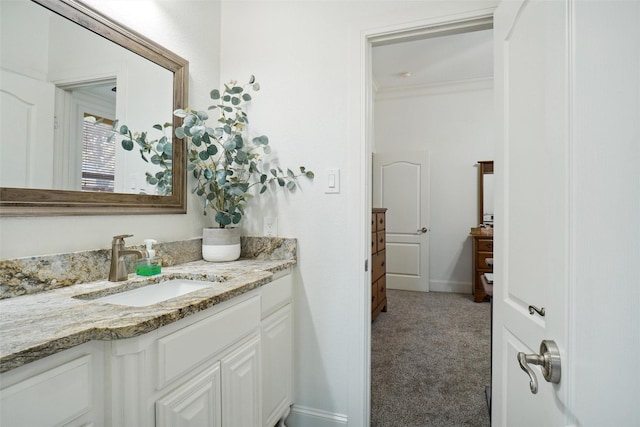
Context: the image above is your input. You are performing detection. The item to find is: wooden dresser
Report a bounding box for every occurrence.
[470,227,493,303]
[371,208,387,321]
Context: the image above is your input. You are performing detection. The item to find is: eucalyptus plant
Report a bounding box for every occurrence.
[175,76,314,227]
[84,116,173,195]
[114,121,173,195]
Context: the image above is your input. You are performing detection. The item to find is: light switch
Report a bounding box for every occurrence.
[325,168,340,194]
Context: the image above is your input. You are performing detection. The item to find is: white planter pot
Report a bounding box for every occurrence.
[202,227,241,262]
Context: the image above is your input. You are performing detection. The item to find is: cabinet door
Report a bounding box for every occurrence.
[261,305,292,427]
[221,334,261,427]
[156,363,222,427]
[0,344,102,427]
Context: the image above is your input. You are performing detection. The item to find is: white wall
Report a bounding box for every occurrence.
[374,79,495,293]
[218,1,498,425]
[0,0,222,258]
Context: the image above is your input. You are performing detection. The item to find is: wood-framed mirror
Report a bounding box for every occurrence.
[0,0,188,216]
[477,160,494,226]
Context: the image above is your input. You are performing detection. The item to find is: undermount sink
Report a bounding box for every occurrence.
[93,279,217,307]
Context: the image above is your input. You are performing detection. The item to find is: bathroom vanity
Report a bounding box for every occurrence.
[0,239,295,427]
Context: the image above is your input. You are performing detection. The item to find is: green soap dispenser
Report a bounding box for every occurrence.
[136,239,161,276]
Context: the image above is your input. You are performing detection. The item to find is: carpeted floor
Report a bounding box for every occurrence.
[371,290,491,427]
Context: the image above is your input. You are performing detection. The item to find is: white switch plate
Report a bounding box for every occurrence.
[325,168,340,194]
[263,217,277,237]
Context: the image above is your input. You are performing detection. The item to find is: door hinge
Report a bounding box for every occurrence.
[364,259,368,272]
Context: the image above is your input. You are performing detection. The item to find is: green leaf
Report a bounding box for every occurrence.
[260,185,267,194]
[231,97,240,106]
[121,140,134,151]
[163,143,172,155]
[236,150,248,163]
[306,171,315,179]
[286,181,296,191]
[150,154,161,165]
[233,134,244,149]
[153,124,163,131]
[215,212,231,226]
[216,169,227,185]
[242,93,252,102]
[197,111,209,121]
[230,86,243,94]
[287,168,294,178]
[253,135,269,145]
[210,89,220,99]
[203,168,214,180]
[207,144,218,156]
[260,174,267,184]
[277,177,285,187]
[174,109,187,118]
[184,114,198,127]
[223,139,236,150]
[119,125,129,134]
[270,169,277,177]
[199,150,210,161]
[175,127,186,139]
[300,166,306,173]
[223,95,231,102]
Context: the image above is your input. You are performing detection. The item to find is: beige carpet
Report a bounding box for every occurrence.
[371,290,491,427]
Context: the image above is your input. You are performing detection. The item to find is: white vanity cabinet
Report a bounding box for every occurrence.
[261,273,293,427]
[108,292,263,427]
[0,269,294,427]
[0,341,105,427]
[109,270,293,427]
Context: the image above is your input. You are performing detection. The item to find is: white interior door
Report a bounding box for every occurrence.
[0,70,55,189]
[493,0,640,426]
[373,151,429,292]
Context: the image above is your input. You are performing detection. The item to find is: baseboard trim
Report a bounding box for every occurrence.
[429,280,472,294]
[286,405,348,427]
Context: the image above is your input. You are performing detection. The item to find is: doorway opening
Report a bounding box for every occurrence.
[367,14,494,424]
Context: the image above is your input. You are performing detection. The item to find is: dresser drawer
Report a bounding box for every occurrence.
[371,282,378,310]
[372,250,386,282]
[376,231,385,252]
[371,233,377,254]
[376,276,386,302]
[476,252,494,270]
[477,239,493,252]
[375,213,385,232]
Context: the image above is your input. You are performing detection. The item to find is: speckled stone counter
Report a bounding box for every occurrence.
[0,237,296,373]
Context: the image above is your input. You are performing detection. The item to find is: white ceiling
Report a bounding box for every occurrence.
[372,28,493,91]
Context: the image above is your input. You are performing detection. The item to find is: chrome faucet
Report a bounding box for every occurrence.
[109,234,148,282]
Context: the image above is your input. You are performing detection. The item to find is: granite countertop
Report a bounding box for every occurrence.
[0,258,294,373]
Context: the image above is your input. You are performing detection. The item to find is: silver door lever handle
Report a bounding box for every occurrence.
[417,227,429,234]
[517,340,561,394]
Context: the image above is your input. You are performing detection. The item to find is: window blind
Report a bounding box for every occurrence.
[82,114,115,192]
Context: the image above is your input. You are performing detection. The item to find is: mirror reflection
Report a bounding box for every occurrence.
[483,174,494,224]
[0,0,173,196]
[477,160,494,226]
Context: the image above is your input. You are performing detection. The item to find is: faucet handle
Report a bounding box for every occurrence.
[112,234,133,244]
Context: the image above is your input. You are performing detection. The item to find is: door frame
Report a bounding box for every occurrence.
[352,8,496,425]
